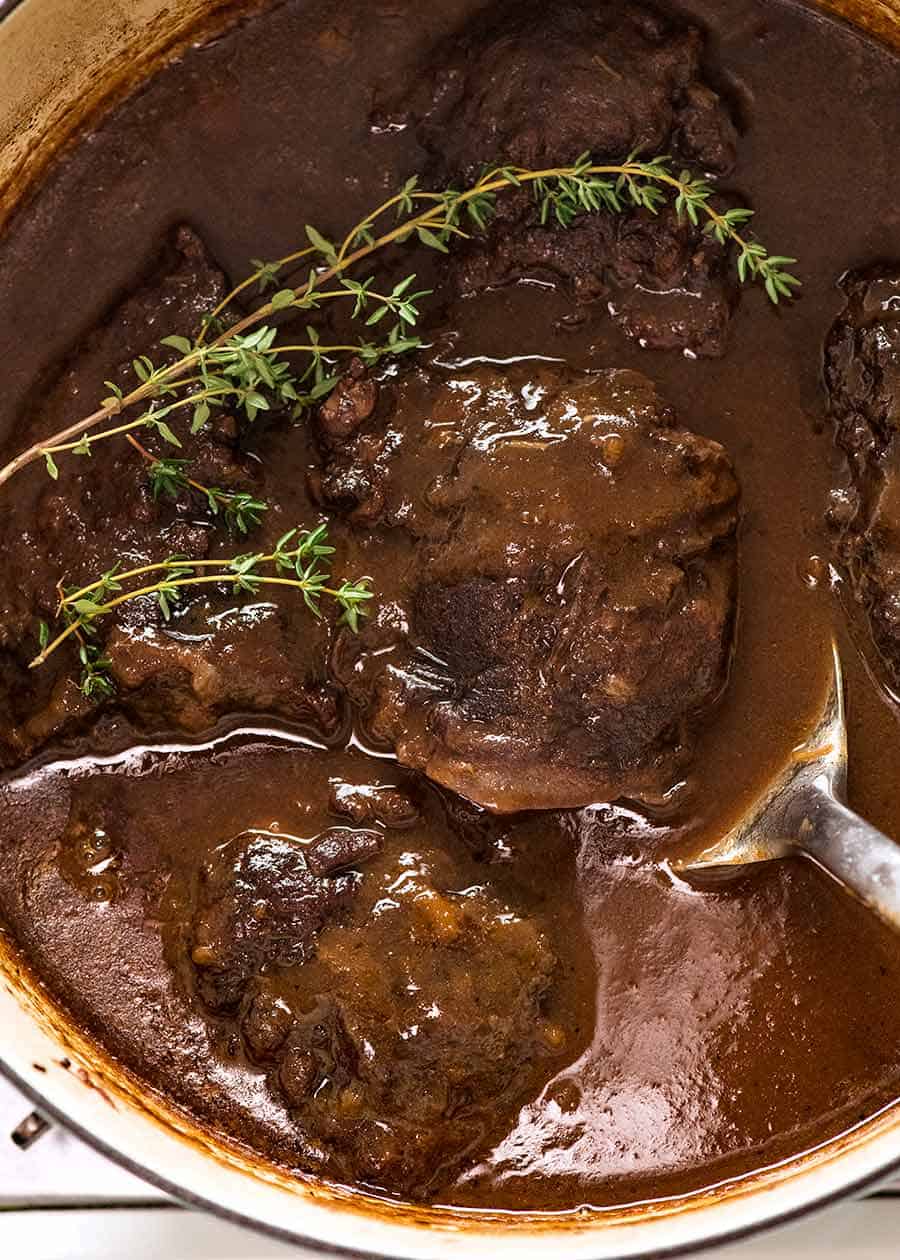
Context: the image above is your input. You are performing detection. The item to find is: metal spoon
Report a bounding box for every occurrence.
[678,641,900,933]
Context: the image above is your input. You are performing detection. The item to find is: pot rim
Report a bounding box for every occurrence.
[1,981,900,1260]
[2,0,900,1253]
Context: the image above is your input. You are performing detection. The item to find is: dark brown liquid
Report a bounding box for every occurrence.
[1,0,900,1214]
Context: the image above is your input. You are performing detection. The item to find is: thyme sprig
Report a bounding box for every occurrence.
[17,151,799,701]
[37,327,413,479]
[518,153,799,303]
[0,151,798,493]
[126,434,267,536]
[37,587,117,701]
[32,524,372,690]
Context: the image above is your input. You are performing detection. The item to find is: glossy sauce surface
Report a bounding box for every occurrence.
[1,0,900,1213]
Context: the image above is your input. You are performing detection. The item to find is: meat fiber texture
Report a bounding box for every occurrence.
[825,266,900,687]
[377,0,740,356]
[318,360,740,811]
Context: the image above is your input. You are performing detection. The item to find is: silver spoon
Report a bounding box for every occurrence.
[678,641,900,933]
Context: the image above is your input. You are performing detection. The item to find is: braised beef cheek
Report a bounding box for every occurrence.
[0,227,338,763]
[320,363,738,810]
[825,268,900,687]
[379,0,739,355]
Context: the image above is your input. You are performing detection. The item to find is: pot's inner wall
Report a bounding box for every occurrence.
[1,0,900,1229]
[0,0,265,227]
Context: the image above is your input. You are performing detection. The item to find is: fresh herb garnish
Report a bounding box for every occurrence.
[127,435,267,535]
[31,524,371,690]
[16,151,798,697]
[1,151,797,493]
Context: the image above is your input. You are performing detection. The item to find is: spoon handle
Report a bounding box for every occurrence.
[791,787,900,933]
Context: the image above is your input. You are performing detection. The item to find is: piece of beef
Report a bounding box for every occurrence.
[389,0,737,181]
[0,226,227,762]
[317,361,740,812]
[179,761,566,1198]
[98,593,341,739]
[328,779,421,829]
[0,226,339,761]
[457,204,738,357]
[242,847,559,1197]
[824,266,900,682]
[377,0,739,356]
[191,828,381,1014]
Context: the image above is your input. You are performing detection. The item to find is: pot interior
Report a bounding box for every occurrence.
[1,0,900,1255]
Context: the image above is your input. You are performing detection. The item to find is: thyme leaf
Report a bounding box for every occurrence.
[30,525,371,686]
[2,151,796,493]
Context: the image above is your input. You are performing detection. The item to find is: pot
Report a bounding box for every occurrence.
[1,0,900,1255]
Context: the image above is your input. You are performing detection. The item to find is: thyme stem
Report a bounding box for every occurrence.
[33,523,372,687]
[0,154,796,491]
[32,575,356,668]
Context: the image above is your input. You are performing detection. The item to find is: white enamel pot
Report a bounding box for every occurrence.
[1,0,900,1254]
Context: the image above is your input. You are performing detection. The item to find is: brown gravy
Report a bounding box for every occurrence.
[1,0,900,1214]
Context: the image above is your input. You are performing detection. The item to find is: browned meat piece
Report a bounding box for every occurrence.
[457,204,737,358]
[99,598,341,738]
[316,357,379,444]
[241,847,559,1197]
[0,226,227,646]
[824,266,900,682]
[0,226,339,761]
[328,779,421,828]
[309,357,387,523]
[826,268,900,458]
[389,0,737,180]
[0,226,229,762]
[319,362,740,812]
[191,828,381,1013]
[305,826,382,875]
[172,754,569,1197]
[378,0,739,356]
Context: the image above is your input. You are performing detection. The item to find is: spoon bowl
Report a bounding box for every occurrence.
[679,641,900,932]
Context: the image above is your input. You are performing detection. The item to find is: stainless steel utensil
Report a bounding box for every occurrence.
[680,641,900,932]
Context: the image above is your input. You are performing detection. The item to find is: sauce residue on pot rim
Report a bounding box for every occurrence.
[1,0,900,1214]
